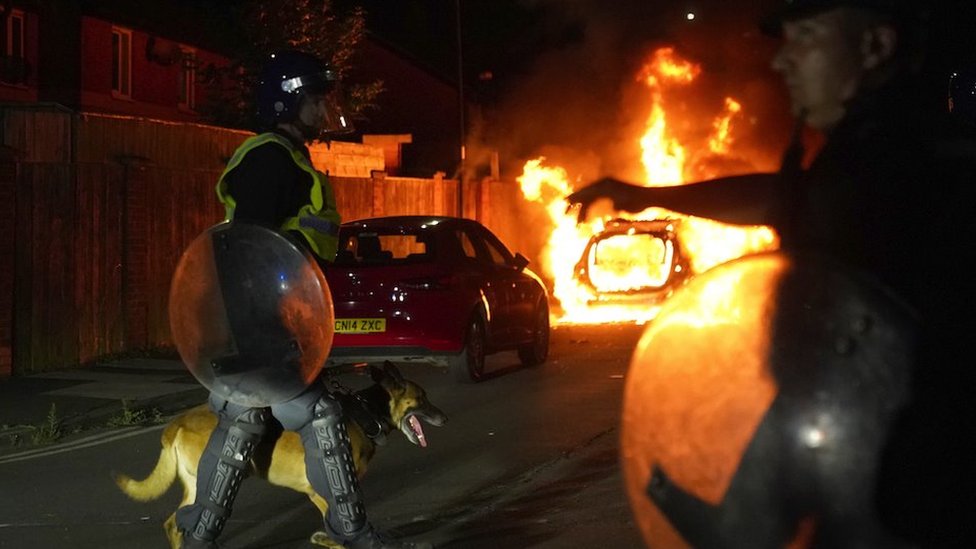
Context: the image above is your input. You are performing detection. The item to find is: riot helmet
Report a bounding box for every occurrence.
[760,0,928,36]
[256,49,354,135]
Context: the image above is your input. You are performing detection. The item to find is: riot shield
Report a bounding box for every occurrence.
[169,222,334,407]
[620,251,918,548]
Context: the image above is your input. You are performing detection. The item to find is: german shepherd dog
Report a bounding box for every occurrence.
[114,362,447,549]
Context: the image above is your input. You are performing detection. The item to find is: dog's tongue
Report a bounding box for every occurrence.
[409,415,427,448]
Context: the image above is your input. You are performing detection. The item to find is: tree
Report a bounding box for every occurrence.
[198,0,383,132]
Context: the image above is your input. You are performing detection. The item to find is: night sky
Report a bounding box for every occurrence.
[340,1,791,180]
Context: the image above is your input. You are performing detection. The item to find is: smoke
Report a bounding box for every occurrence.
[467,0,792,186]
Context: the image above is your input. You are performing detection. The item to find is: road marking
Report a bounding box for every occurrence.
[0,424,165,465]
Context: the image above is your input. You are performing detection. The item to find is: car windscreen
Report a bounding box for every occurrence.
[334,229,434,267]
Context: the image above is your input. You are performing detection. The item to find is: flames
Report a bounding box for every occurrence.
[519,47,779,325]
[638,48,700,186]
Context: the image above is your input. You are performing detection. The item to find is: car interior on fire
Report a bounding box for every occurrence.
[574,218,690,300]
[587,232,674,292]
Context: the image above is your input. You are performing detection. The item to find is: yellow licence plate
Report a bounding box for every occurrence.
[335,318,386,334]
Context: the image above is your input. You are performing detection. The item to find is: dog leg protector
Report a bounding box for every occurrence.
[176,407,269,546]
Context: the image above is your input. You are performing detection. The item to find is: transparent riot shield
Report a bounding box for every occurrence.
[169,222,334,407]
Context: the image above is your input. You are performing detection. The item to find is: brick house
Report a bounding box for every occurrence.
[0,0,464,176]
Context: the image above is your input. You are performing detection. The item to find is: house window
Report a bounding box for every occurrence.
[5,10,23,59]
[1,9,26,85]
[112,27,132,97]
[178,47,196,110]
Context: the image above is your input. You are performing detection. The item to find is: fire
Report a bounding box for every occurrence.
[638,48,701,186]
[709,98,743,155]
[519,47,779,325]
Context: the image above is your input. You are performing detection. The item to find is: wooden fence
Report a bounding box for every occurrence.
[0,106,538,376]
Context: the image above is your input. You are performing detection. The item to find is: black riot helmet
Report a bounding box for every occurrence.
[760,0,928,36]
[256,49,354,135]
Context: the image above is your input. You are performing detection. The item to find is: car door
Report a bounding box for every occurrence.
[470,226,532,346]
[454,226,500,324]
[455,226,513,345]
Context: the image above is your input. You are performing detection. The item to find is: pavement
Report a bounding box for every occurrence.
[0,358,208,453]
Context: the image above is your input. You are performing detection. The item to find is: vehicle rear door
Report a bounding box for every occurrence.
[455,227,514,345]
[480,229,540,342]
[469,227,532,345]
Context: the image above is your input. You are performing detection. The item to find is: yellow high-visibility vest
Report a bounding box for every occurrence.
[215,133,341,261]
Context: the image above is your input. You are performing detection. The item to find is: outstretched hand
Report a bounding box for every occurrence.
[565,177,646,224]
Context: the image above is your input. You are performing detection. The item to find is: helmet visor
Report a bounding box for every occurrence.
[280,69,338,94]
[283,71,355,135]
[321,85,354,135]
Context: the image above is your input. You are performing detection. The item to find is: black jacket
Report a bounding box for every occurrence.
[223,130,314,231]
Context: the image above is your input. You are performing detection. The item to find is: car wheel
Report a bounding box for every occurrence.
[450,315,486,383]
[518,302,550,367]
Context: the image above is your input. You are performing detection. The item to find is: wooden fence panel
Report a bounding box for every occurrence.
[74,163,126,365]
[145,167,224,347]
[332,176,374,222]
[382,177,436,217]
[145,168,177,347]
[76,114,247,171]
[17,164,80,373]
[0,162,15,376]
[123,164,149,349]
[443,179,459,218]
[330,175,461,224]
[0,109,72,163]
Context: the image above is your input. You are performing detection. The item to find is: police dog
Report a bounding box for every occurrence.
[114,362,447,549]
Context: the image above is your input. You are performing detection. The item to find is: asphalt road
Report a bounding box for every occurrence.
[0,322,648,549]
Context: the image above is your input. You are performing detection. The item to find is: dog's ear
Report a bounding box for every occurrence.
[369,363,384,384]
[383,361,405,384]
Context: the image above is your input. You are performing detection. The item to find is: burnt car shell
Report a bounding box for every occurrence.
[574,218,691,305]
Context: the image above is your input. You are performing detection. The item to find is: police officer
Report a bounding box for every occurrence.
[569,0,976,546]
[174,50,431,549]
[569,0,942,298]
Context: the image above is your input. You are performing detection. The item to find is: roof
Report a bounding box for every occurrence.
[79,0,245,54]
[342,215,464,230]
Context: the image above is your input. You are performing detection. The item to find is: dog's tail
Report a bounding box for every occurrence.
[113,423,179,501]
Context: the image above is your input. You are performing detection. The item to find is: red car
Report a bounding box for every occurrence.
[324,216,550,382]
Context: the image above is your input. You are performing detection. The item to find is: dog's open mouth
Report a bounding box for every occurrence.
[400,409,447,448]
[408,414,427,447]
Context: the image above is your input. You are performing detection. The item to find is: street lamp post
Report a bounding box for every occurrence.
[455,0,465,218]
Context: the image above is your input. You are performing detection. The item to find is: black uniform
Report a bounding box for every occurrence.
[779,79,976,544]
[224,130,315,233]
[632,77,976,545]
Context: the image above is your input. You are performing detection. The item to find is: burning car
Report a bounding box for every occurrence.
[324,216,550,383]
[573,218,691,306]
[517,47,781,325]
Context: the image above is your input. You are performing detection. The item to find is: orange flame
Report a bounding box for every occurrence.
[638,48,701,186]
[709,98,743,155]
[520,47,779,325]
